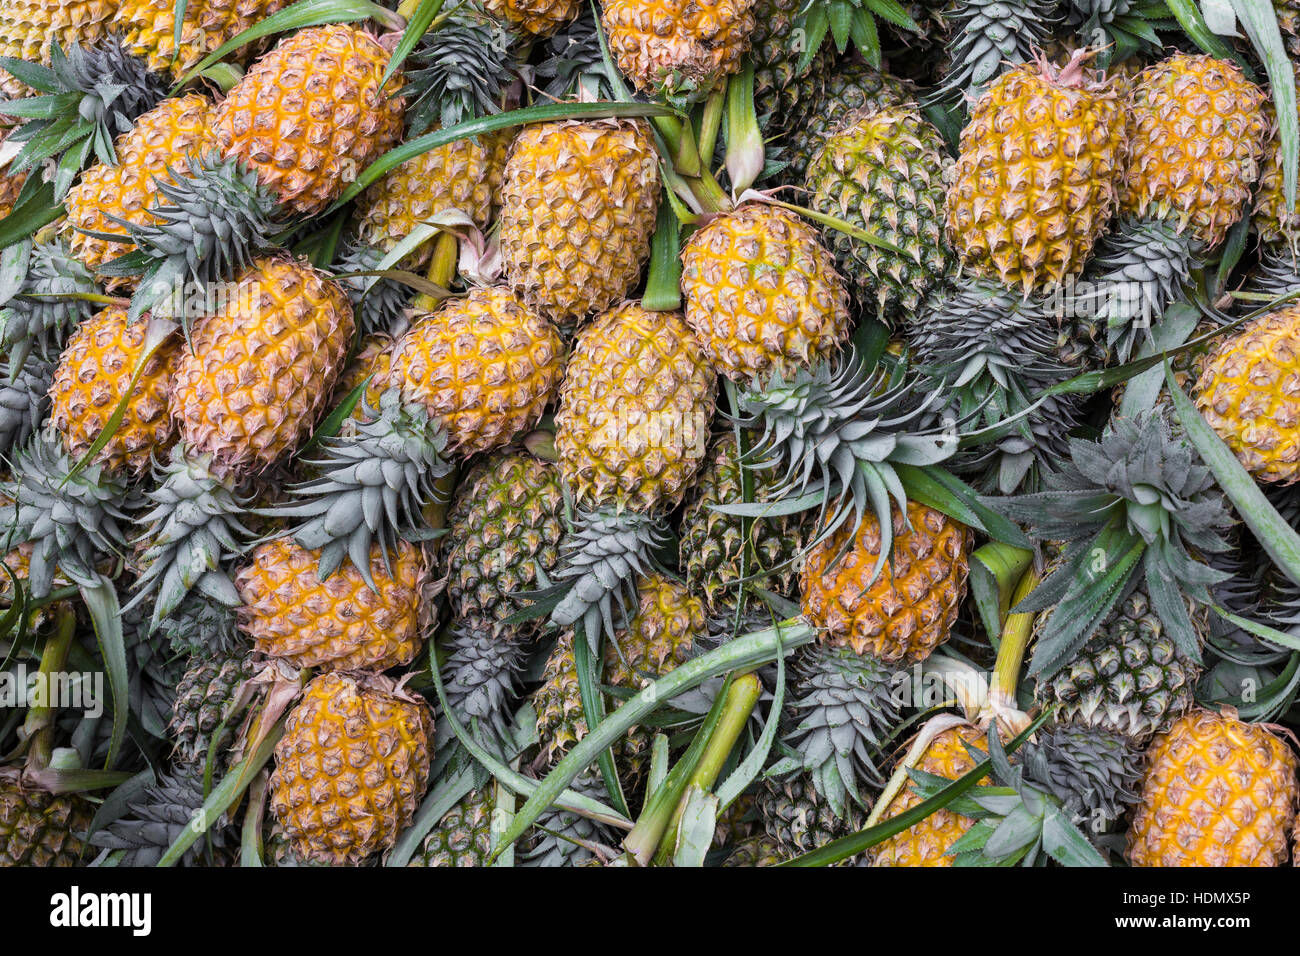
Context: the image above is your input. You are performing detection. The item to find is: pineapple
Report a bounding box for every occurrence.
[386,286,564,456]
[807,106,953,322]
[234,537,425,673]
[1036,586,1204,743]
[484,0,578,35]
[0,0,116,97]
[599,0,755,98]
[169,648,253,763]
[1122,53,1268,248]
[353,130,513,269]
[870,723,987,866]
[946,52,1125,293]
[801,499,972,663]
[534,573,703,771]
[0,240,98,371]
[722,833,785,866]
[48,305,182,477]
[1253,103,1300,256]
[212,24,405,216]
[748,0,816,129]
[168,256,353,479]
[62,92,217,283]
[499,118,660,325]
[269,672,434,866]
[92,762,237,865]
[756,774,865,859]
[679,430,809,613]
[0,769,93,866]
[116,0,293,79]
[1195,302,1300,483]
[409,787,495,867]
[680,203,850,384]
[778,59,916,185]
[333,332,394,415]
[441,449,566,638]
[555,302,717,513]
[1127,710,1298,866]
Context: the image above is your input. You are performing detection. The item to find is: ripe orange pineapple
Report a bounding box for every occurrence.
[235,537,425,673]
[334,332,394,418]
[680,203,850,384]
[499,119,660,325]
[1122,53,1268,248]
[555,302,717,513]
[354,130,514,269]
[600,0,755,97]
[871,723,988,867]
[483,0,578,35]
[48,305,182,477]
[0,0,116,96]
[116,0,293,79]
[63,93,217,283]
[946,52,1125,293]
[386,286,565,456]
[1127,710,1298,867]
[213,24,405,216]
[801,500,972,663]
[168,257,354,478]
[1253,103,1300,256]
[1194,302,1300,483]
[269,672,434,866]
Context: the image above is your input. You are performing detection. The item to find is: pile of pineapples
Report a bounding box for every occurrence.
[3,0,1300,870]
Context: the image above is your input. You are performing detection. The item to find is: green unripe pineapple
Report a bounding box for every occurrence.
[807,106,954,323]
[756,774,865,858]
[410,788,495,867]
[170,648,254,763]
[723,833,786,866]
[0,771,94,866]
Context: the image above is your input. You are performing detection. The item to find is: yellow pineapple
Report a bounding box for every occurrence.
[870,723,988,867]
[212,24,405,216]
[1127,710,1298,867]
[1194,302,1300,483]
[1252,103,1300,256]
[600,0,755,97]
[116,0,293,79]
[1122,53,1268,248]
[353,130,513,269]
[801,499,971,664]
[680,203,850,384]
[484,0,578,35]
[499,119,660,325]
[235,536,425,673]
[334,332,394,418]
[0,0,116,97]
[269,672,434,866]
[48,305,182,477]
[386,286,565,457]
[555,301,717,513]
[168,257,354,479]
[946,52,1125,293]
[63,93,217,284]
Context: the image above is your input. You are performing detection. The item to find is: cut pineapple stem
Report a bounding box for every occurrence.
[653,672,762,865]
[978,565,1041,735]
[411,231,459,310]
[21,603,76,772]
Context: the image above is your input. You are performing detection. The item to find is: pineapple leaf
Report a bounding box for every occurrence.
[1040,807,1109,867]
[1165,0,1240,59]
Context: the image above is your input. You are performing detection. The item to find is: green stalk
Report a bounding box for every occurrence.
[696,85,726,174]
[652,672,761,866]
[979,566,1040,733]
[411,230,458,311]
[573,621,630,819]
[641,198,683,311]
[490,621,814,861]
[22,604,76,771]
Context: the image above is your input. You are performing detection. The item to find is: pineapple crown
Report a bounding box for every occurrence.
[1075,217,1202,365]
[0,433,139,596]
[90,762,234,866]
[536,11,615,102]
[931,0,1057,101]
[127,445,254,631]
[156,591,246,658]
[440,624,527,759]
[331,242,414,337]
[0,353,51,454]
[270,389,451,588]
[519,770,615,867]
[0,240,98,371]
[1019,724,1141,832]
[770,643,904,819]
[404,11,518,134]
[1246,248,1300,301]
[93,153,277,323]
[987,410,1232,679]
[0,40,168,198]
[545,506,671,649]
[727,352,958,563]
[122,601,184,739]
[907,726,1108,867]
